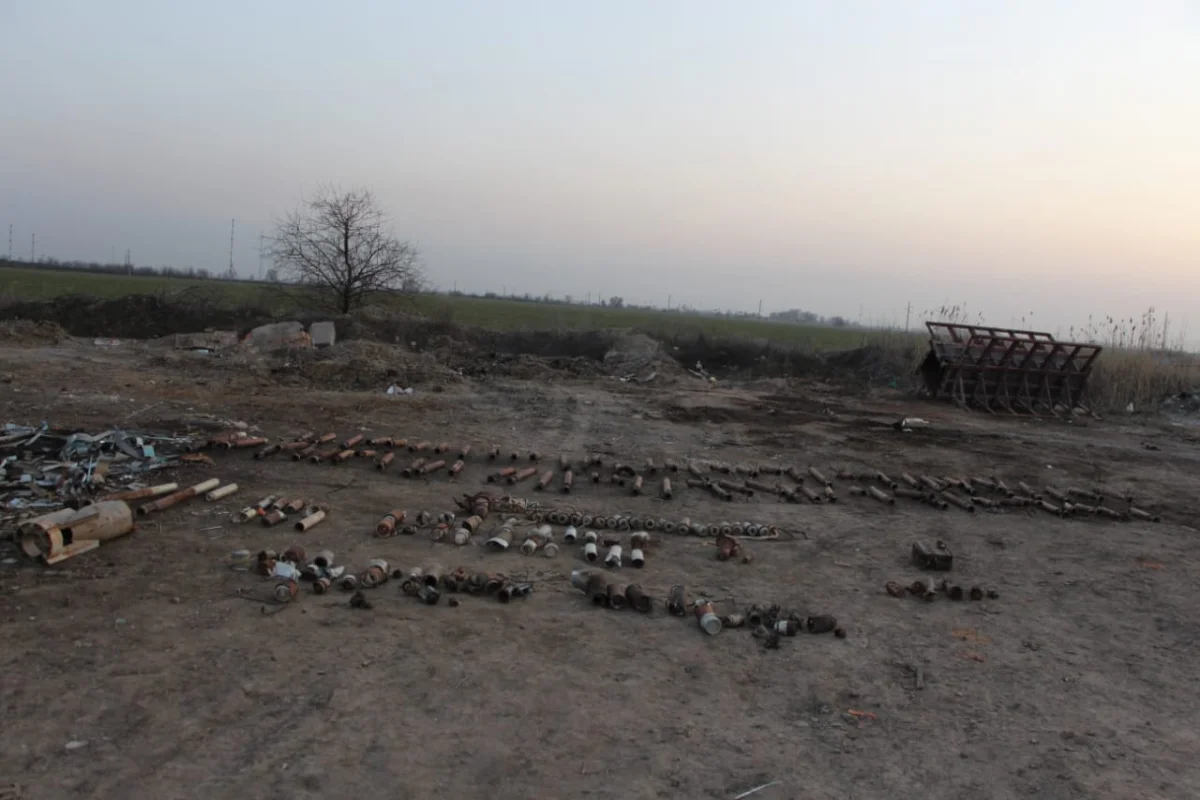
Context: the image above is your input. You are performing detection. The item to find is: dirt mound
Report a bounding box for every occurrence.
[0,319,69,344]
[0,290,274,338]
[295,340,461,390]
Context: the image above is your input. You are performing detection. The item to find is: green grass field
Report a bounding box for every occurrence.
[0,264,906,350]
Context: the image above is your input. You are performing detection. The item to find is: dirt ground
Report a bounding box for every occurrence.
[1,338,1198,800]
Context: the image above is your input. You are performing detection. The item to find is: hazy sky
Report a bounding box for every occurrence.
[3,1,1198,339]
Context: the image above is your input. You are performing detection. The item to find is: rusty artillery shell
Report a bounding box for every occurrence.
[377,451,395,470]
[694,601,722,635]
[687,461,705,477]
[585,572,611,606]
[942,491,974,512]
[848,485,867,496]
[631,475,644,496]
[1045,487,1068,503]
[800,486,822,504]
[808,467,831,486]
[717,480,752,497]
[409,441,429,453]
[508,466,538,485]
[342,434,364,449]
[1018,481,1042,500]
[1129,507,1161,523]
[971,475,998,492]
[909,577,937,601]
[993,478,1015,497]
[1037,500,1061,515]
[460,515,484,533]
[664,458,679,473]
[273,580,299,602]
[667,585,688,616]
[918,475,943,492]
[261,509,287,527]
[311,432,335,445]
[823,485,837,503]
[449,459,465,476]
[785,467,805,484]
[894,486,925,500]
[625,584,651,613]
[973,496,999,509]
[357,449,377,459]
[281,544,306,564]
[644,457,658,475]
[432,441,449,454]
[389,438,407,449]
[376,511,405,537]
[329,448,355,464]
[657,477,672,499]
[939,580,964,601]
[535,470,554,491]
[715,532,740,561]
[868,486,895,505]
[310,447,340,464]
[488,466,517,483]
[368,436,394,446]
[875,470,898,489]
[606,582,629,610]
[295,510,326,531]
[418,459,446,475]
[254,443,282,460]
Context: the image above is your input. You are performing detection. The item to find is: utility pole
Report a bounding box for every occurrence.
[228,218,236,279]
[668,294,672,310]
[31,233,35,262]
[7,225,11,260]
[258,233,264,280]
[125,249,132,275]
[758,299,763,317]
[905,302,912,332]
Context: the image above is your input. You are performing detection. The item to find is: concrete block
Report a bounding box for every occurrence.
[310,321,336,348]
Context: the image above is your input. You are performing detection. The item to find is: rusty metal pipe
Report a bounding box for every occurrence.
[205,483,239,502]
[137,478,220,517]
[295,510,326,531]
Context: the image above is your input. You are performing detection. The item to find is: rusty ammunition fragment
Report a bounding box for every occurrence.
[606,582,629,610]
[434,442,450,454]
[449,459,465,476]
[744,479,776,494]
[487,445,500,460]
[369,436,394,446]
[295,510,326,531]
[309,447,339,464]
[1128,507,1161,523]
[823,485,837,503]
[993,478,1015,497]
[663,458,679,473]
[376,511,405,537]
[972,496,999,509]
[1045,487,1068,503]
[687,461,705,477]
[939,580,964,601]
[806,614,837,634]
[848,485,867,496]
[342,434,364,449]
[900,472,919,488]
[273,580,299,602]
[418,459,446,475]
[666,585,688,616]
[330,449,355,464]
[800,486,822,504]
[631,475,644,496]
[715,532,741,561]
[528,451,540,462]
[536,470,554,491]
[625,584,651,613]
[875,470,898,489]
[377,451,395,470]
[561,470,574,493]
[357,449,377,459]
[488,466,516,483]
[644,457,658,475]
[282,544,307,564]
[361,559,389,588]
[1018,481,1042,500]
[894,486,925,500]
[659,477,673,500]
[391,438,407,449]
[261,509,287,527]
[808,467,831,486]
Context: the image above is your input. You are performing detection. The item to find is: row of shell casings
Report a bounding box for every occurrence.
[535,509,777,538]
[569,569,652,612]
[346,560,532,604]
[483,521,559,556]
[566,528,649,568]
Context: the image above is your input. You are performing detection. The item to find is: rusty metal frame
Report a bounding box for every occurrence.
[921,322,1101,415]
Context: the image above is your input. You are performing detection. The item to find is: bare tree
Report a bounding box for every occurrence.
[270,186,422,313]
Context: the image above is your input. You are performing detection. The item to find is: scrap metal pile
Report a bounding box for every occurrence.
[0,422,199,514]
[919,321,1102,415]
